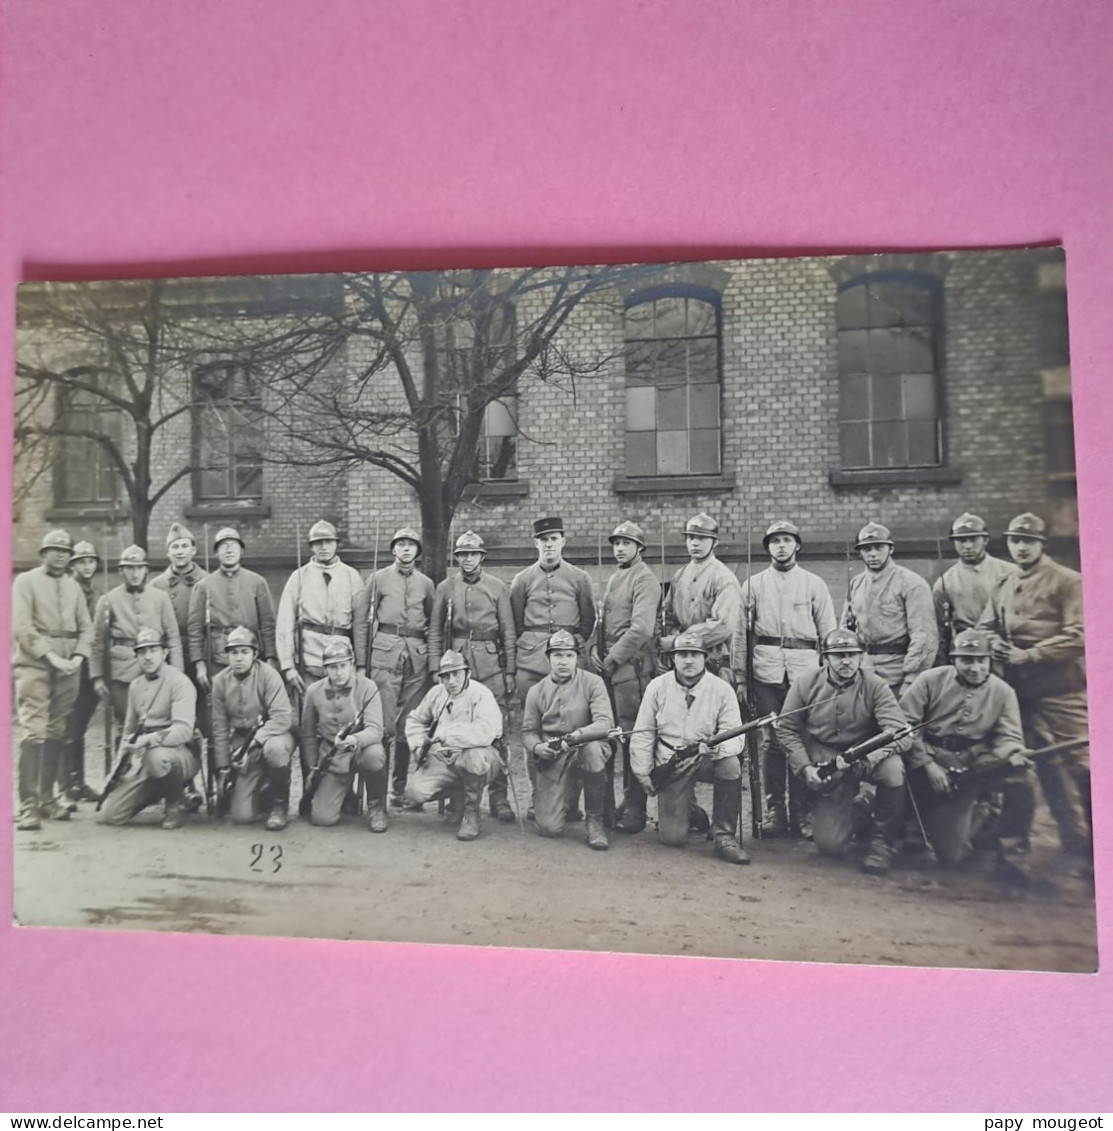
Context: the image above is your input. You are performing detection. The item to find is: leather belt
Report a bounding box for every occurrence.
[755,635,818,650]
[866,636,911,655]
[301,620,352,638]
[925,732,978,752]
[376,623,426,640]
[453,629,501,643]
[522,624,579,634]
[111,635,137,646]
[44,629,81,639]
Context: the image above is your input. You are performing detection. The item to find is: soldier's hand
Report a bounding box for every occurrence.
[284,668,306,696]
[1002,644,1028,666]
[802,765,823,791]
[697,741,713,756]
[93,677,111,702]
[503,674,517,700]
[587,647,602,673]
[335,736,358,754]
[195,661,210,691]
[636,774,657,798]
[924,761,952,794]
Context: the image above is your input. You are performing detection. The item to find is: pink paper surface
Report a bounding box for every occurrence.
[1,0,1110,1113]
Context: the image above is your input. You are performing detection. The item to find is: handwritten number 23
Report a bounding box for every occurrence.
[249,843,283,874]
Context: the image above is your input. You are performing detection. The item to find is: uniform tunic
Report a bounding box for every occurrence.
[90,584,183,682]
[428,569,517,692]
[211,661,296,769]
[598,558,661,727]
[151,562,208,637]
[276,558,364,675]
[510,559,596,681]
[188,565,278,667]
[666,555,740,663]
[842,562,938,690]
[933,555,1015,640]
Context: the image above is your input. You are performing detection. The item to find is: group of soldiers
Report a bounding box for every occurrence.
[11,505,1092,885]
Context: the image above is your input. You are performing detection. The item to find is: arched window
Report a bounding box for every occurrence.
[624,291,721,477]
[54,375,124,507]
[837,274,942,469]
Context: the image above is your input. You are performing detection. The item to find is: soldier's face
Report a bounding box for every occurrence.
[548,649,578,681]
[611,537,640,565]
[393,539,419,565]
[121,564,148,589]
[227,645,256,676]
[325,660,353,687]
[859,543,891,571]
[686,534,715,561]
[535,533,564,564]
[311,539,338,564]
[767,534,798,565]
[136,645,166,676]
[217,540,242,568]
[673,649,707,683]
[72,557,98,580]
[953,535,988,565]
[167,537,195,569]
[456,550,483,576]
[826,650,863,682]
[440,668,468,695]
[1006,535,1044,567]
[953,654,991,686]
[42,549,71,576]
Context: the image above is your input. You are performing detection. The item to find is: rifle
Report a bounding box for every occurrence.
[532,723,637,763]
[201,524,216,816]
[101,598,114,777]
[743,513,761,838]
[813,717,935,782]
[96,710,148,811]
[844,539,857,633]
[936,538,953,655]
[302,701,367,809]
[217,712,267,816]
[945,735,1090,789]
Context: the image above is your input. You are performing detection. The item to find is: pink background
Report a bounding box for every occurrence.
[1,0,1111,1113]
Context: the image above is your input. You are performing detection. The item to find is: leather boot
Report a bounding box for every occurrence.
[17,799,42,831]
[487,768,515,823]
[615,777,647,834]
[457,771,484,841]
[861,836,895,875]
[41,741,71,820]
[711,779,750,865]
[17,741,43,828]
[760,799,788,837]
[366,767,389,833]
[391,737,413,807]
[161,773,186,830]
[583,771,609,851]
[264,763,291,831]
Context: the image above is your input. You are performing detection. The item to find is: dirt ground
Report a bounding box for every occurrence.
[12,726,1099,973]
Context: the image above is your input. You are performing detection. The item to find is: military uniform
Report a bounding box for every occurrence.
[977,513,1090,856]
[12,531,95,826]
[523,634,615,846]
[842,523,938,696]
[61,541,103,802]
[151,559,208,641]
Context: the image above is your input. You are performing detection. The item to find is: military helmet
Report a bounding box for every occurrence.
[950,629,993,658]
[225,626,260,653]
[948,513,989,540]
[453,530,487,555]
[390,526,422,552]
[118,544,149,568]
[532,516,564,538]
[39,529,74,555]
[672,630,709,655]
[437,649,469,676]
[545,629,578,655]
[322,639,355,667]
[70,540,99,563]
[308,519,338,544]
[213,526,245,551]
[1004,512,1047,541]
[822,628,864,655]
[683,512,720,540]
[608,520,646,548]
[855,522,894,549]
[133,626,165,652]
[763,519,802,550]
[165,522,195,547]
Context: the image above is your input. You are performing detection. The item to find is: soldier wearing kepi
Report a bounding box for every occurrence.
[630,631,750,864]
[977,512,1091,864]
[210,627,298,830]
[523,630,616,849]
[842,522,938,698]
[404,651,506,841]
[596,521,663,836]
[428,530,518,823]
[353,526,434,808]
[301,640,387,830]
[731,520,837,838]
[60,540,102,804]
[778,628,912,875]
[900,630,1038,882]
[12,530,94,829]
[933,513,1016,661]
[91,545,183,728]
[98,627,198,830]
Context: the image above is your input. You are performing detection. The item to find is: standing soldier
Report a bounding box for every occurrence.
[404,651,505,841]
[596,521,663,836]
[731,520,837,838]
[933,513,1016,660]
[353,526,434,808]
[523,630,616,849]
[977,513,1090,863]
[629,631,750,864]
[842,522,938,698]
[301,640,387,830]
[97,627,198,830]
[91,545,183,729]
[61,540,102,804]
[428,530,517,823]
[12,530,94,829]
[778,628,912,875]
[210,627,298,830]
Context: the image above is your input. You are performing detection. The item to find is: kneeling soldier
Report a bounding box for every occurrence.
[301,640,387,830]
[523,629,616,849]
[900,629,1037,883]
[98,627,198,830]
[211,626,298,830]
[404,651,505,841]
[778,628,911,875]
[630,631,749,864]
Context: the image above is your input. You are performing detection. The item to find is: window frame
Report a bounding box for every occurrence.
[52,372,125,510]
[191,361,265,505]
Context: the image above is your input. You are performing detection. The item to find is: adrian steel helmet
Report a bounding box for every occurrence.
[453,530,487,555]
[763,520,802,551]
[437,650,469,676]
[855,522,894,549]
[1004,513,1048,541]
[322,639,355,667]
[608,521,646,548]
[545,629,578,655]
[213,526,245,551]
[39,529,74,555]
[672,630,709,655]
[950,629,993,658]
[390,526,422,552]
[226,626,260,652]
[308,520,338,544]
[133,627,165,652]
[118,544,149,568]
[70,540,99,563]
[822,628,864,655]
[948,513,989,540]
[683,513,720,540]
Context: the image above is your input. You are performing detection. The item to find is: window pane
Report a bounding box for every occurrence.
[901,326,934,372]
[837,285,870,330]
[485,398,516,437]
[838,330,870,374]
[647,340,687,386]
[903,372,937,419]
[871,421,907,467]
[687,338,718,383]
[867,283,905,328]
[482,435,518,480]
[690,383,720,429]
[626,386,656,432]
[898,284,934,327]
[199,466,229,500]
[840,373,870,421]
[687,299,717,337]
[625,340,655,384]
[657,430,689,474]
[906,420,940,466]
[234,461,262,498]
[1045,400,1076,473]
[871,374,903,419]
[624,301,653,339]
[658,384,689,430]
[690,429,721,474]
[654,296,687,338]
[869,328,902,375]
[626,431,657,476]
[840,422,870,469]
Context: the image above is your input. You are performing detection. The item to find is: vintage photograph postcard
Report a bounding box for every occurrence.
[9,248,1096,971]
